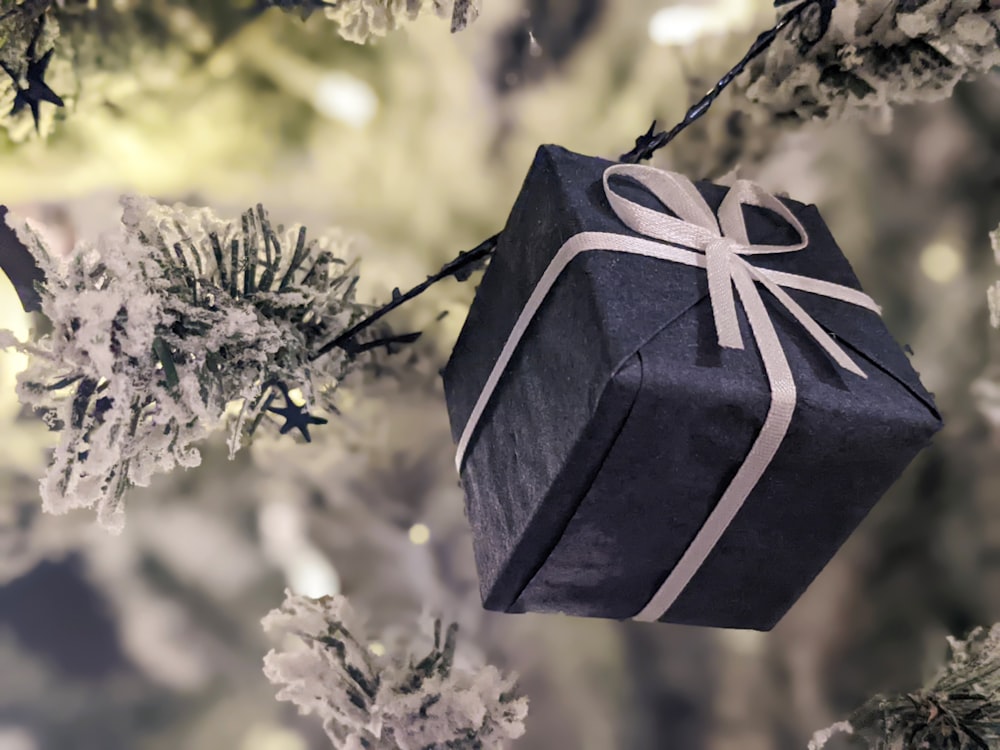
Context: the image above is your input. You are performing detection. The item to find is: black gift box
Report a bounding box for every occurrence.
[442,145,941,630]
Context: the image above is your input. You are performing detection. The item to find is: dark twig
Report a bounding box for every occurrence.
[310,232,499,360]
[343,331,423,356]
[619,0,826,163]
[208,232,228,290]
[278,226,310,291]
[229,237,240,298]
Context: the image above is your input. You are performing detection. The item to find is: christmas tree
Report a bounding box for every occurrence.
[1,0,999,748]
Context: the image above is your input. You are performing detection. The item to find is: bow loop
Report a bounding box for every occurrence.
[603,164,720,248]
[717,180,809,255]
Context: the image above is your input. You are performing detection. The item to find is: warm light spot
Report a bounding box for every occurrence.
[368,641,386,656]
[0,727,37,750]
[188,27,213,52]
[241,723,307,750]
[225,398,245,417]
[207,51,238,79]
[288,551,340,598]
[718,628,765,655]
[0,275,30,421]
[336,389,357,411]
[649,6,717,44]
[313,73,378,128]
[919,241,963,284]
[648,0,754,45]
[287,387,304,404]
[408,523,430,545]
[527,30,542,57]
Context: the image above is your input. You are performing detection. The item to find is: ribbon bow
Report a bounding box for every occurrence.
[602,164,873,374]
[455,163,881,623]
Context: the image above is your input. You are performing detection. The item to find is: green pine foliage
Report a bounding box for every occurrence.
[0,197,378,531]
[262,590,528,749]
[811,625,1000,749]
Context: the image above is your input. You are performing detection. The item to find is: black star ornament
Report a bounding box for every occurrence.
[266,382,328,442]
[1,20,65,132]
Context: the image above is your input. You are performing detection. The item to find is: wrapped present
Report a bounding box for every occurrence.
[441,145,942,630]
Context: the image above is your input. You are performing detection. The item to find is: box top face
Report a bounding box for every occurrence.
[536,145,938,418]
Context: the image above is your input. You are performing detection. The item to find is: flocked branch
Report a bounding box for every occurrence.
[262,590,528,749]
[0,198,399,531]
[249,0,481,41]
[318,0,480,43]
[742,0,1000,128]
[810,624,1000,750]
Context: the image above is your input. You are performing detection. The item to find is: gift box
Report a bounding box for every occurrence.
[442,145,941,630]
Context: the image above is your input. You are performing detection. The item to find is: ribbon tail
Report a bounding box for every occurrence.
[747,265,867,379]
[633,266,797,622]
[759,268,881,314]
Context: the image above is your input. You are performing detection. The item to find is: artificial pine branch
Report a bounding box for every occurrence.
[262,590,528,750]
[0,198,408,531]
[315,0,481,43]
[312,231,496,360]
[741,0,1000,126]
[810,625,1000,750]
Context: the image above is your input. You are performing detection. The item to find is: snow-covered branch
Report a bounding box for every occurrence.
[0,198,379,531]
[744,0,1000,128]
[320,0,481,43]
[262,590,528,749]
[810,624,1000,749]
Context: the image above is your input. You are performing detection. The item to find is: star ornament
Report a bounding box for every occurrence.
[265,382,328,442]
[1,20,65,132]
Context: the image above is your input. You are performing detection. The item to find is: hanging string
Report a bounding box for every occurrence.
[316,0,834,360]
[619,0,832,163]
[310,233,497,360]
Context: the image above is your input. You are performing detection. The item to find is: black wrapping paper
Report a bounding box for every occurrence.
[0,206,45,313]
[442,145,942,630]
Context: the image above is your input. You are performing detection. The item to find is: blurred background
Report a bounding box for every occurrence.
[1,0,999,748]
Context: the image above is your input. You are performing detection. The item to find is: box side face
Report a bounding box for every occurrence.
[442,146,641,609]
[513,292,939,629]
[511,296,770,622]
[657,298,939,629]
[477,351,644,610]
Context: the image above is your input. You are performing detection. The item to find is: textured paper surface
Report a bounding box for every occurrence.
[442,145,942,629]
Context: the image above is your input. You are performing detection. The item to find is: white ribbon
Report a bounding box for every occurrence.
[455,163,882,622]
